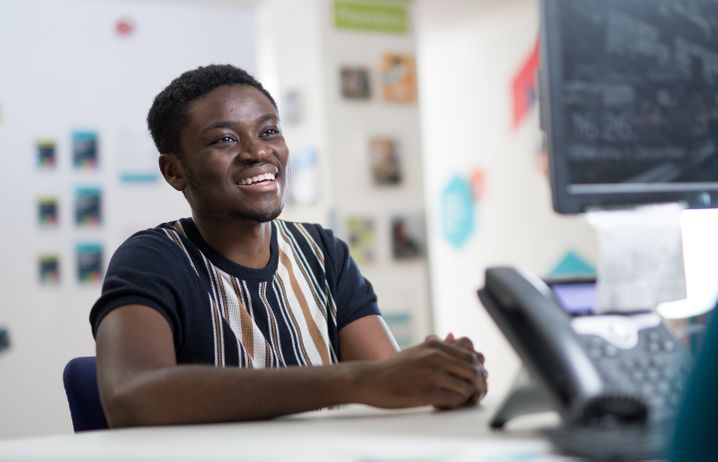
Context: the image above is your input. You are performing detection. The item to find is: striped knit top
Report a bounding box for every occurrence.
[90,218,380,367]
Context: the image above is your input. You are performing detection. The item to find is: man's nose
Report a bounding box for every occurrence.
[238,138,270,161]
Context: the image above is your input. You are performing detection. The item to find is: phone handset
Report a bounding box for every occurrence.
[480,267,647,425]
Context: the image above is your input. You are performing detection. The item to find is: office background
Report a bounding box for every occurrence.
[3,0,610,439]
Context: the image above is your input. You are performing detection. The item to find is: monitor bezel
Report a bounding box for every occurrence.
[539,0,718,214]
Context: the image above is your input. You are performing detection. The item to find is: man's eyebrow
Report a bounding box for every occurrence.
[258,113,279,123]
[201,121,236,133]
[200,114,279,133]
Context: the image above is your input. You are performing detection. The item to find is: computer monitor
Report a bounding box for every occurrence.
[539,0,718,214]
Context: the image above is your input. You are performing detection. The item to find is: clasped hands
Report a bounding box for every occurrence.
[355,333,488,411]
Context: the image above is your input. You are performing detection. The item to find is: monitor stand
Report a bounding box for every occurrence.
[490,367,555,429]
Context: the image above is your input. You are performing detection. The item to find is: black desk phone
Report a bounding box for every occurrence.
[478,267,692,428]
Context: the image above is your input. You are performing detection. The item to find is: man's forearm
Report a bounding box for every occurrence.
[105,363,363,427]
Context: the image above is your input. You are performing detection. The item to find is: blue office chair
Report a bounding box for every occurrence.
[62,356,109,432]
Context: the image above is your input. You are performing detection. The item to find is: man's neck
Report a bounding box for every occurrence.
[191,214,273,269]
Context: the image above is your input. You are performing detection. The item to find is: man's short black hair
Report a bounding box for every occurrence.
[147,64,277,155]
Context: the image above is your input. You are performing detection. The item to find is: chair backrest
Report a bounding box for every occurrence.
[62,356,108,432]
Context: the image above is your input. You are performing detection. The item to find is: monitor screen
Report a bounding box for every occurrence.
[540,0,718,214]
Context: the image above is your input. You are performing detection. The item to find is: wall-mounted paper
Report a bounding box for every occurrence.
[380,52,416,103]
[72,130,99,170]
[369,136,401,186]
[391,214,424,261]
[346,216,376,264]
[340,66,371,100]
[383,311,412,347]
[37,197,59,227]
[288,147,320,205]
[36,140,57,169]
[117,128,160,184]
[76,243,103,284]
[74,187,102,226]
[38,254,60,285]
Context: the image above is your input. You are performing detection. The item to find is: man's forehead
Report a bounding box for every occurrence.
[187,85,276,124]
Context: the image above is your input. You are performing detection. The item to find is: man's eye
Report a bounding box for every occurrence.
[212,135,237,145]
[262,127,280,137]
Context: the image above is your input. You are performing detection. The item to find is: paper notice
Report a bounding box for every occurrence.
[586,203,687,313]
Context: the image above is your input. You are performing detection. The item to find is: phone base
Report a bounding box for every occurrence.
[490,367,555,429]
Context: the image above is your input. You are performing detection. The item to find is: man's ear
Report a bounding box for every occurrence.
[159,154,187,192]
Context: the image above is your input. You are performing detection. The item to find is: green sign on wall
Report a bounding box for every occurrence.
[334,1,409,34]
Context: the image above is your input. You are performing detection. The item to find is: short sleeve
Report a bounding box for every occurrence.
[315,225,381,329]
[89,230,194,348]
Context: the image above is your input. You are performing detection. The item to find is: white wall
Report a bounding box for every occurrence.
[0,0,257,439]
[415,0,598,400]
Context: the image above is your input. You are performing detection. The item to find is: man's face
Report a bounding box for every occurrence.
[177,84,289,223]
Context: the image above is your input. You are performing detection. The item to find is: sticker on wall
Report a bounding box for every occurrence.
[72,130,99,170]
[511,36,540,130]
[38,254,60,285]
[369,136,401,186]
[391,214,424,261]
[37,196,59,227]
[36,139,57,169]
[115,17,136,38]
[340,66,371,100]
[548,250,596,277]
[74,187,102,226]
[470,167,487,200]
[288,147,320,205]
[380,52,416,103]
[441,175,475,249]
[76,243,103,284]
[383,311,413,347]
[346,216,376,264]
[333,0,408,34]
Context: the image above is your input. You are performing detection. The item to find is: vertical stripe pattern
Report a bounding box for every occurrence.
[163,220,338,368]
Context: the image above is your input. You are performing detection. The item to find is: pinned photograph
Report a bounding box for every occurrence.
[390,214,424,260]
[76,243,103,284]
[75,187,102,226]
[72,130,99,170]
[380,52,417,102]
[38,254,60,285]
[340,66,371,99]
[369,136,402,186]
[36,140,57,169]
[37,196,59,227]
[346,216,376,264]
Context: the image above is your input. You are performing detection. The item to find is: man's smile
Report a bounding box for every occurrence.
[237,170,277,186]
[235,165,280,192]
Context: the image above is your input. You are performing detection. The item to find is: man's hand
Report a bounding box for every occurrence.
[350,335,488,410]
[442,333,488,407]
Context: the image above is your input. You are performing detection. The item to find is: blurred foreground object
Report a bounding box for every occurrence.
[0,327,9,353]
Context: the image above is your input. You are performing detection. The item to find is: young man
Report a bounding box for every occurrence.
[91,64,487,427]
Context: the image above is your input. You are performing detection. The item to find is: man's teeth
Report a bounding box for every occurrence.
[239,172,276,185]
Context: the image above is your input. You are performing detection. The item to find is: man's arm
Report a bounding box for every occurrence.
[338,314,399,361]
[96,305,484,427]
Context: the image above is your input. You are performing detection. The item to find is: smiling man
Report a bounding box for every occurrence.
[90,64,487,427]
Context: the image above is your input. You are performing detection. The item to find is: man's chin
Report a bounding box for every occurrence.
[232,206,283,223]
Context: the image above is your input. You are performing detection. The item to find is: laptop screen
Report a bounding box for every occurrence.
[549,281,596,316]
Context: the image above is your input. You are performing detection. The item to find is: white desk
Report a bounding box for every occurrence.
[0,404,571,461]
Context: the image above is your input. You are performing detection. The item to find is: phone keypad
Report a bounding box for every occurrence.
[578,327,691,423]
